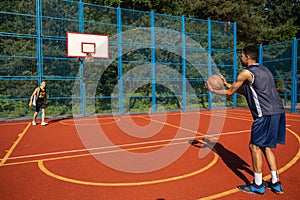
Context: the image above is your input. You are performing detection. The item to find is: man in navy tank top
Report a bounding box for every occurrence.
[206,45,285,195]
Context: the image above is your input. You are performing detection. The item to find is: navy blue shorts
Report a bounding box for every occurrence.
[251,113,286,148]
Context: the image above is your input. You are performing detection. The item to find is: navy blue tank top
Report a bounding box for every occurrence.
[242,64,284,118]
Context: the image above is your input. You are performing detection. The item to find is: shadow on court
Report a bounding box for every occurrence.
[47,115,73,124]
[189,139,253,184]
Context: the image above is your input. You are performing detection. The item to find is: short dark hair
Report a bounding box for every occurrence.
[243,45,259,61]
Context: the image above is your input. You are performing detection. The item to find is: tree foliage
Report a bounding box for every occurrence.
[91,0,299,46]
[0,0,299,118]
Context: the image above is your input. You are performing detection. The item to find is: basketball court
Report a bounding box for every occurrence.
[1,2,299,200]
[0,108,299,200]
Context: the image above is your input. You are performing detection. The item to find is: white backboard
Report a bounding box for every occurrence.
[66,32,109,58]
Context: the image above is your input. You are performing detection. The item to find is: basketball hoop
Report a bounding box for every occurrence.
[85,53,94,62]
[66,32,109,61]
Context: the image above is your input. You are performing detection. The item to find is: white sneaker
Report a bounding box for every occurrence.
[41,122,48,126]
[32,121,36,126]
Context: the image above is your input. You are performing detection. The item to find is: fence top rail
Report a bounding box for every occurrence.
[262,39,295,48]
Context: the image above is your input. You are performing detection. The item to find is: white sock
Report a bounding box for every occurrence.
[271,170,279,184]
[254,172,262,185]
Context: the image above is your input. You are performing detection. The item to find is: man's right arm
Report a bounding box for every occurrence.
[29,88,38,106]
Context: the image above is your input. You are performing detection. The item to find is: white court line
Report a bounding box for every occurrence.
[1,129,252,162]
[0,108,293,162]
[122,110,254,123]
[0,122,31,126]
[200,112,253,122]
[1,116,292,163]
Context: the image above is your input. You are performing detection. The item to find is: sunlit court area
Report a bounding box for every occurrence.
[1,109,300,199]
[1,1,300,200]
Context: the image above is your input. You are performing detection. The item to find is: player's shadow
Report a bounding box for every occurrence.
[189,139,253,184]
[47,115,73,124]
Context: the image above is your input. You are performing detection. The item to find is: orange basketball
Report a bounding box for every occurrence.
[207,75,224,90]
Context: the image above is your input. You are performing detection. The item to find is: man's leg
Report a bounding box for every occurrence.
[263,147,284,193]
[249,144,263,185]
[32,111,38,125]
[41,109,48,125]
[264,147,277,171]
[33,112,38,121]
[264,147,279,183]
[41,108,45,123]
[237,144,265,195]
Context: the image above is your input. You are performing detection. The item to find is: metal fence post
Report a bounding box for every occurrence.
[181,15,186,111]
[284,80,287,106]
[78,0,85,116]
[35,0,43,118]
[233,21,237,108]
[291,37,298,112]
[207,19,212,109]
[117,6,123,114]
[36,0,42,84]
[259,44,263,64]
[150,10,156,112]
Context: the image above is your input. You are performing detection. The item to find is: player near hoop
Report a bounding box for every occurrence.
[29,80,48,126]
[206,45,285,195]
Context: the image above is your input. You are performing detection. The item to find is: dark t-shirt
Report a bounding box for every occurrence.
[242,64,284,118]
[37,87,46,101]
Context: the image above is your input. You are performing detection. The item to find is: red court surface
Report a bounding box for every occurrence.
[0,108,299,200]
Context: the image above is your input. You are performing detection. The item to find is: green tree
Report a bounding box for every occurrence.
[87,0,299,45]
[187,0,299,46]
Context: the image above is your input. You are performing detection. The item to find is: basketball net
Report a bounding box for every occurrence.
[85,53,94,62]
